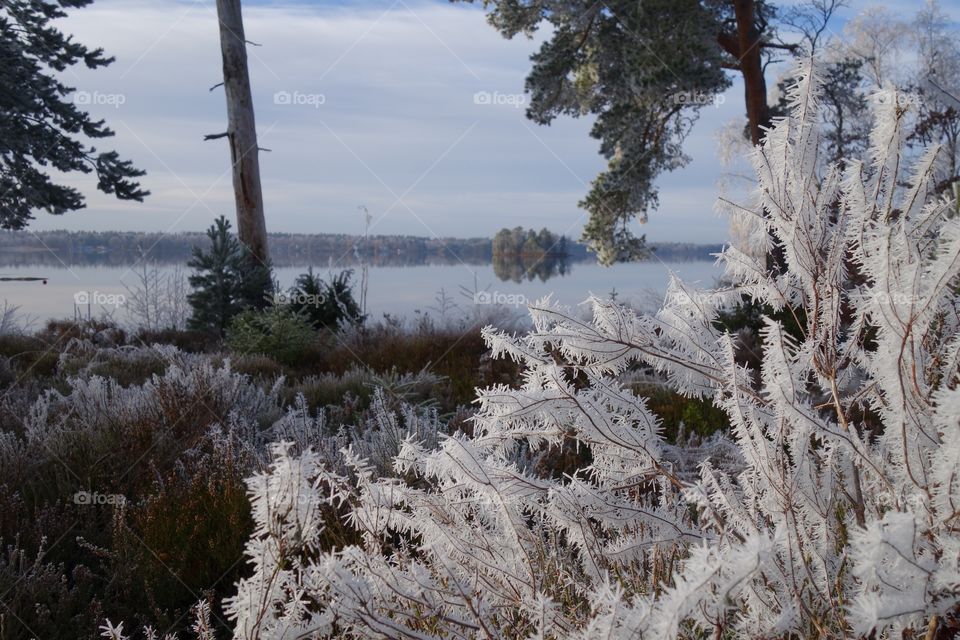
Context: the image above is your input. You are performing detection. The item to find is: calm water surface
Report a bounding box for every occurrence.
[0,260,723,324]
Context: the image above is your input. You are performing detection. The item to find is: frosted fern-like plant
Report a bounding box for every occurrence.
[267,388,443,477]
[225,58,960,639]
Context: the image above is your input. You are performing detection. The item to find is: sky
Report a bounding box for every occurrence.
[34,0,952,243]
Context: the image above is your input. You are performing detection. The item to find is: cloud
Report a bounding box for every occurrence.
[39,0,733,242]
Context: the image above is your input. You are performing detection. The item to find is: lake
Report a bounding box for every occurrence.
[0,259,724,326]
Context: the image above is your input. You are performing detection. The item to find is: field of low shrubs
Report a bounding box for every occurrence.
[0,310,727,639]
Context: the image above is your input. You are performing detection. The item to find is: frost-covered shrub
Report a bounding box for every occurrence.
[6,344,282,500]
[38,318,126,348]
[57,338,170,386]
[129,422,256,624]
[0,540,101,639]
[48,346,278,436]
[98,389,451,639]
[0,344,289,638]
[0,301,31,336]
[268,388,443,477]
[220,58,960,639]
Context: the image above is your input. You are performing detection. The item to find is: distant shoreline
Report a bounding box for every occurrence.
[0,230,723,268]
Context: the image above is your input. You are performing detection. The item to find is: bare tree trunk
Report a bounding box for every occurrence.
[214,0,269,264]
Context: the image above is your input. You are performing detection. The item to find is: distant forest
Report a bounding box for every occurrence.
[0,229,722,268]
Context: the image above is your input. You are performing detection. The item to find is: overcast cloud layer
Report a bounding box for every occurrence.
[35,0,951,243]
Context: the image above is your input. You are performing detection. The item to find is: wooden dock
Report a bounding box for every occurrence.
[0,277,48,283]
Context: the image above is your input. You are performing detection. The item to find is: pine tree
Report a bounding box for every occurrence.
[459,0,771,263]
[462,1,856,265]
[187,216,271,335]
[0,0,148,229]
[287,267,362,330]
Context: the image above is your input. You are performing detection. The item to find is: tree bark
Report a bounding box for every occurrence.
[719,0,782,270]
[734,0,769,144]
[214,0,269,264]
[718,0,771,145]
